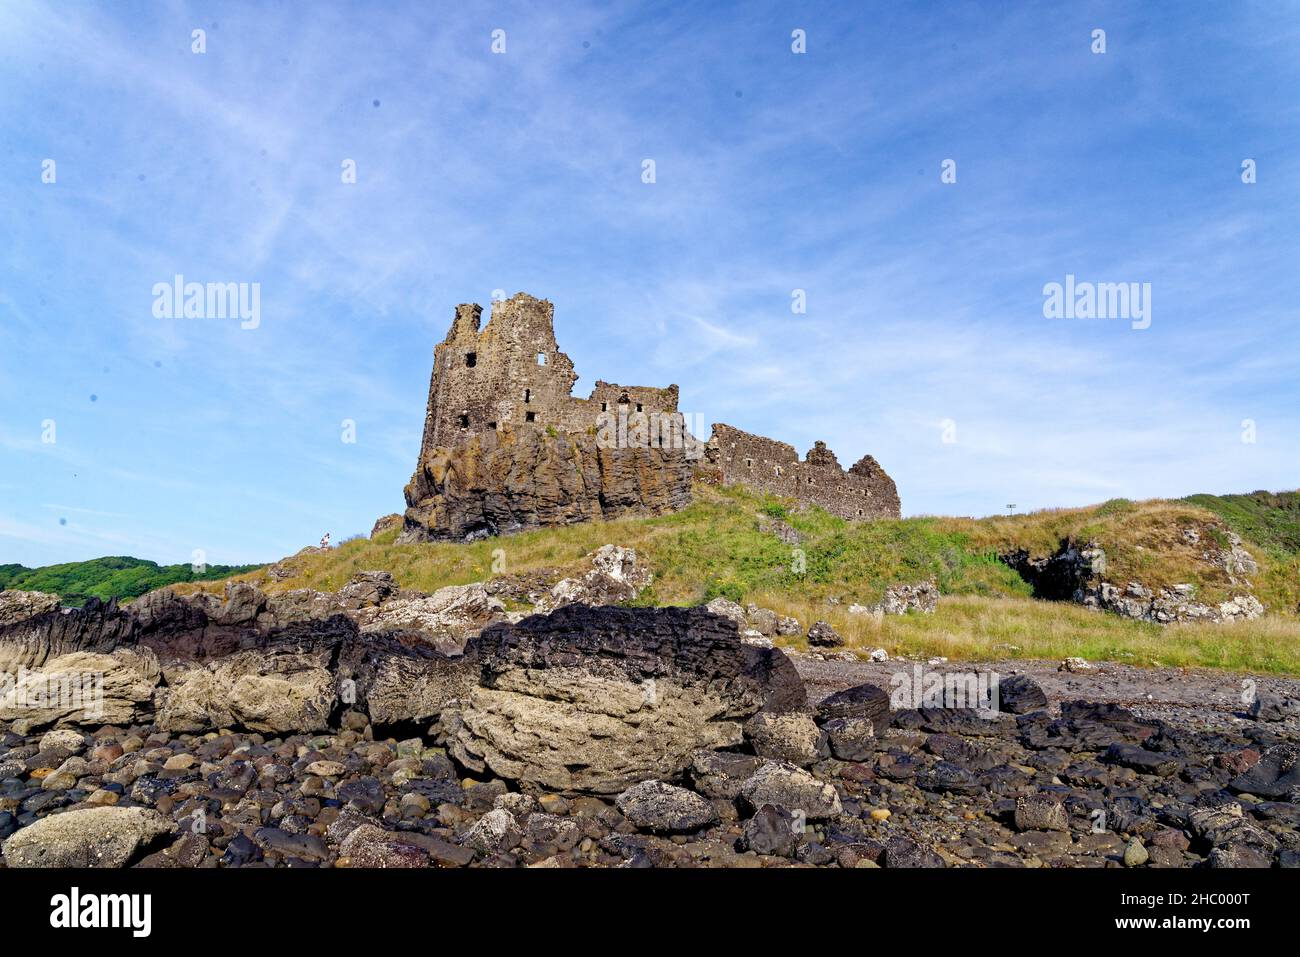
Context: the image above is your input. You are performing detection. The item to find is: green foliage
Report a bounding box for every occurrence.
[703,578,745,603]
[1183,491,1300,558]
[0,556,264,607]
[1094,498,1136,518]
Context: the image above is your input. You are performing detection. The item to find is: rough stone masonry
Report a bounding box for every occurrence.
[401,292,899,541]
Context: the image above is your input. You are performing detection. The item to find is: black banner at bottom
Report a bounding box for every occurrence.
[0,865,1286,942]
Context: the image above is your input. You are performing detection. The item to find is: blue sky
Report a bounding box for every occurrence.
[1,1,1298,568]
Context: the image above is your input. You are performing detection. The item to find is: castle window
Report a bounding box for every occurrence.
[465,352,477,368]
[524,389,531,403]
[536,353,546,366]
[458,413,469,428]
[601,402,608,412]
[744,458,753,468]
[807,477,815,486]
[487,421,497,430]
[856,509,863,516]
[525,411,536,423]
[775,466,782,477]
[636,403,643,412]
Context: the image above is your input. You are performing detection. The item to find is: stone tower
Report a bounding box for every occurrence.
[417,292,681,463]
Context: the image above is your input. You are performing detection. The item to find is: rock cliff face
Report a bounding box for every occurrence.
[400,425,693,542]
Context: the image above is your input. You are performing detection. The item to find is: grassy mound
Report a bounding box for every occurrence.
[165,483,1300,673]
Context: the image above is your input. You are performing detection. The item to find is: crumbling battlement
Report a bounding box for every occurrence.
[404,292,900,540]
[705,423,901,521]
[417,292,681,462]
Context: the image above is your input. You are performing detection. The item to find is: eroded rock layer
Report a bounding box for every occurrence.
[401,425,693,542]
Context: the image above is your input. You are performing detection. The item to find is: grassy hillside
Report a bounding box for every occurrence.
[171,483,1300,673]
[0,556,264,608]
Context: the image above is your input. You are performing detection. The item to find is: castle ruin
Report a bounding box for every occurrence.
[703,425,900,521]
[402,292,899,540]
[417,294,682,462]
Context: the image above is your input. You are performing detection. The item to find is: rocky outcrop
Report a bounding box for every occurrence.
[446,604,807,795]
[848,580,939,617]
[0,590,62,626]
[4,649,1299,870]
[0,583,481,734]
[534,545,652,613]
[704,598,800,641]
[1085,582,1264,624]
[401,425,693,543]
[1003,534,1264,624]
[370,513,403,539]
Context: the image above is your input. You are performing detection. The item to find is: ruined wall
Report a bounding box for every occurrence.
[406,293,694,540]
[706,423,900,520]
[406,292,899,539]
[418,293,681,460]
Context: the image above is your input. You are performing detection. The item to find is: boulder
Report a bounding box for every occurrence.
[338,571,398,609]
[2,807,172,868]
[998,674,1048,714]
[814,682,891,733]
[687,750,764,800]
[737,761,842,820]
[744,712,828,766]
[1230,744,1300,799]
[1014,793,1069,832]
[0,648,159,729]
[615,780,718,833]
[370,513,404,539]
[822,717,876,761]
[157,646,336,735]
[463,808,521,855]
[738,804,801,856]
[340,822,431,868]
[1249,691,1300,722]
[447,605,806,795]
[806,620,843,647]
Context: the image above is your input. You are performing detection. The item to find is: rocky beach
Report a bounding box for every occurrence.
[2,561,1297,871]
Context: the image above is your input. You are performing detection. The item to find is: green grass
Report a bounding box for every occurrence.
[0,556,264,608]
[159,482,1300,674]
[1183,490,1300,557]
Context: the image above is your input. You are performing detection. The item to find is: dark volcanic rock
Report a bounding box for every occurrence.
[806,621,843,647]
[401,425,693,542]
[447,604,806,795]
[997,674,1048,714]
[738,804,801,857]
[815,682,891,733]
[1229,744,1300,799]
